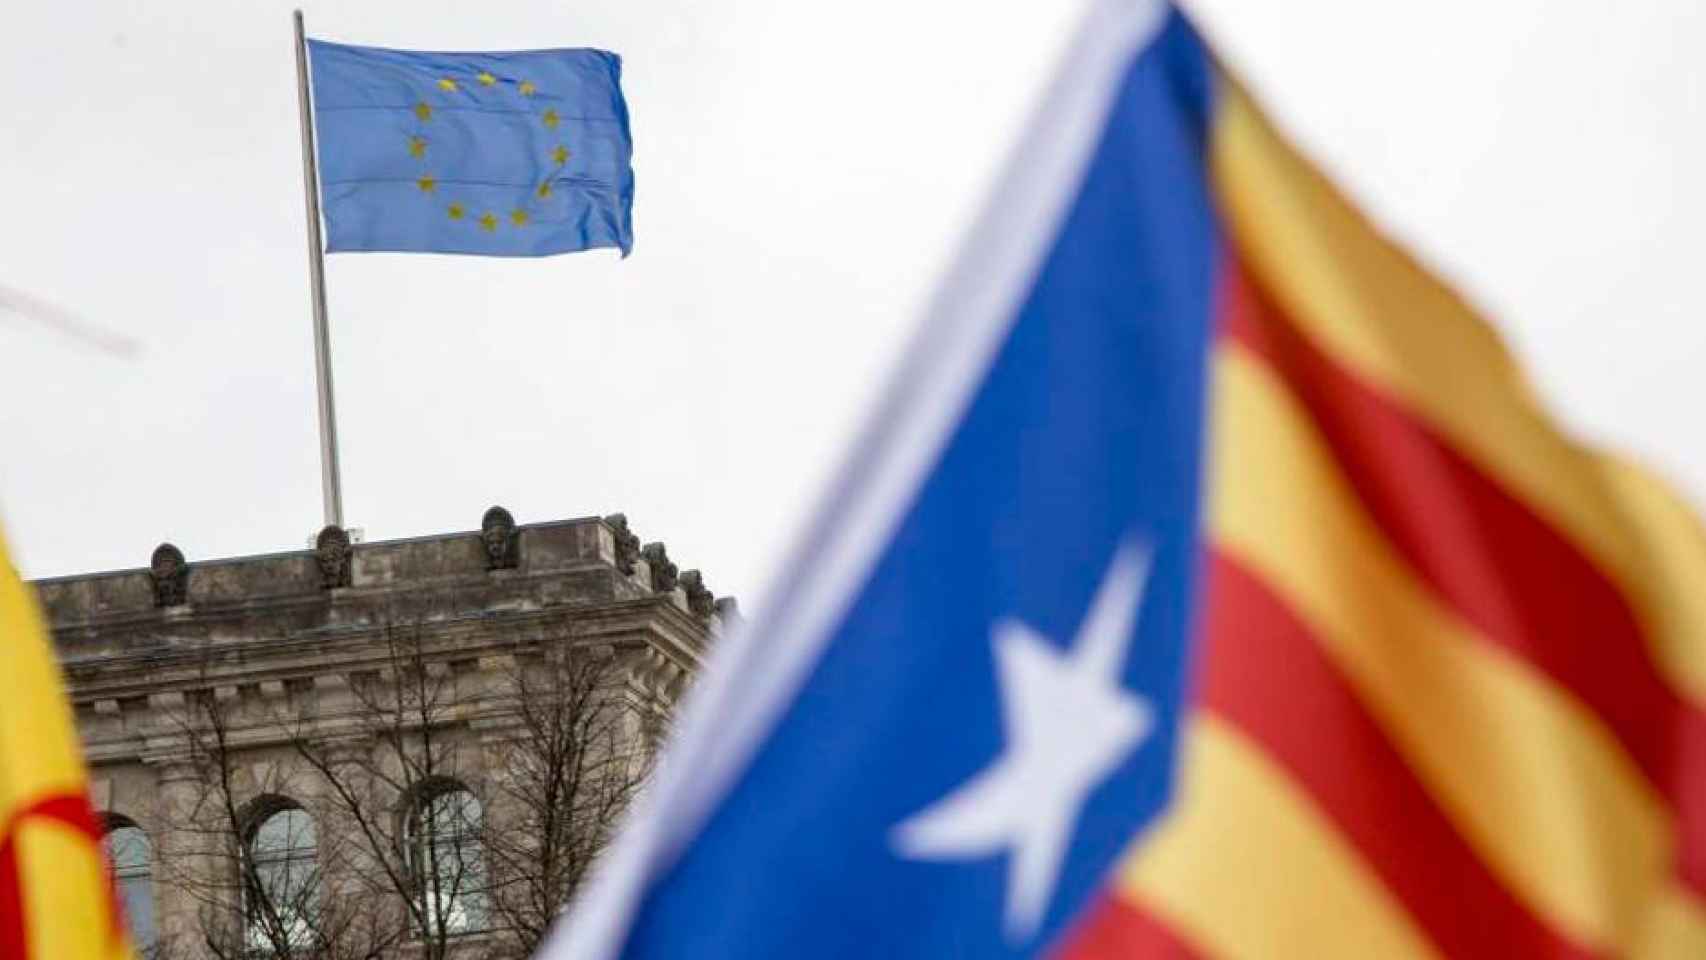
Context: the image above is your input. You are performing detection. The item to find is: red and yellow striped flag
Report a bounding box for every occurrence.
[1058,71,1706,959]
[512,7,1706,956]
[0,524,132,958]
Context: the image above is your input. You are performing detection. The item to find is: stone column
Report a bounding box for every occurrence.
[148,756,213,960]
[312,733,393,945]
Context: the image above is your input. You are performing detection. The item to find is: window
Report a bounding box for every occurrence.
[244,805,319,954]
[405,784,487,934]
[102,820,156,952]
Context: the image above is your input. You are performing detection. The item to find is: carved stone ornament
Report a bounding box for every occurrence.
[149,542,189,607]
[481,505,518,571]
[680,570,715,618]
[714,596,741,622]
[314,525,353,589]
[603,512,640,575]
[641,541,677,593]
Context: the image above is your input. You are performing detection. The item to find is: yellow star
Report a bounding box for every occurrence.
[537,182,552,199]
[542,109,559,129]
[408,136,427,159]
[552,144,570,165]
[416,175,436,193]
[510,208,529,226]
[518,80,537,96]
[478,212,498,232]
[414,102,432,121]
[438,77,458,92]
[448,203,465,220]
[478,71,497,87]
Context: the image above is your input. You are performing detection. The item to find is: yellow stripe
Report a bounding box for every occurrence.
[1116,716,1440,960]
[1629,884,1706,960]
[1,523,133,958]
[1210,78,1706,709]
[21,822,127,960]
[1211,345,1683,951]
[0,525,87,804]
[1591,457,1706,706]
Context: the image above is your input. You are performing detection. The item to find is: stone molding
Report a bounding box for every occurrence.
[315,525,353,589]
[641,542,677,593]
[603,513,641,576]
[480,505,519,571]
[49,511,722,960]
[149,543,189,608]
[36,515,657,630]
[679,570,714,618]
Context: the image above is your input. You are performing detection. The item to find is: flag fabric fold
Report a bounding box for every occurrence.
[306,39,634,257]
[544,1,1706,957]
[0,524,132,959]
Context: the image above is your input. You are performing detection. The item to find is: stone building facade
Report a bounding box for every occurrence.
[34,510,727,958]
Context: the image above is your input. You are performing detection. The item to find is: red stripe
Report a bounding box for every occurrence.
[1050,893,1201,960]
[1221,259,1706,894]
[1201,550,1599,959]
[0,790,122,959]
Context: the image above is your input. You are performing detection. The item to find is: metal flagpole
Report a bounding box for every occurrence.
[292,9,345,529]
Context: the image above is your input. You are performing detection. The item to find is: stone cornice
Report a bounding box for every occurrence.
[63,593,706,702]
[37,510,732,657]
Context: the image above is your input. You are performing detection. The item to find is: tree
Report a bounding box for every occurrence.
[152,594,669,959]
[156,658,406,960]
[478,645,658,956]
[282,616,492,960]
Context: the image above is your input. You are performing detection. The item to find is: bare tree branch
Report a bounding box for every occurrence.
[150,595,671,960]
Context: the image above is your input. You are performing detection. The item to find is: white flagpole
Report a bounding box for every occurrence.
[292,9,345,529]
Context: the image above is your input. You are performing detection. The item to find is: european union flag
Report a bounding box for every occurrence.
[306,39,633,257]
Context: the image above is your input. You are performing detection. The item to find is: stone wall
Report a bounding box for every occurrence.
[36,509,727,959]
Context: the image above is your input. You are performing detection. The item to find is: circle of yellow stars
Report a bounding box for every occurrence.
[408,67,573,235]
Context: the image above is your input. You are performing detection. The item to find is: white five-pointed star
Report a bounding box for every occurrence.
[891,541,1155,942]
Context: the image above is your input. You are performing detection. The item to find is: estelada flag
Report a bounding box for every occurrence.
[548,3,1706,958]
[0,523,131,958]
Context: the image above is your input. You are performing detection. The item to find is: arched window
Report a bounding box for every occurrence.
[102,818,156,952]
[243,803,319,954]
[405,783,487,934]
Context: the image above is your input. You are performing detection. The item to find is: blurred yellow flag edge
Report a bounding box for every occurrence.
[0,522,132,959]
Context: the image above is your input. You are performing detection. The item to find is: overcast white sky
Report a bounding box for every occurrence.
[2,1,1702,613]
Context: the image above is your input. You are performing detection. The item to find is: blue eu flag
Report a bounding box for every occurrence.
[306,39,633,257]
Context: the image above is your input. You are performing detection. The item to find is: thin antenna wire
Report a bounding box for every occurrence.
[0,282,140,358]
